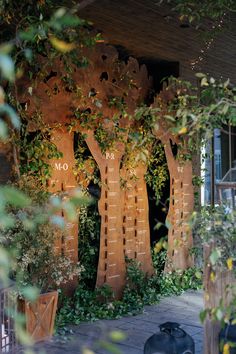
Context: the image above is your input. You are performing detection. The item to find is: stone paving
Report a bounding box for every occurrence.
[39,290,203,354]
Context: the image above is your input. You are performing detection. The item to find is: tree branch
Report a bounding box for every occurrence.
[84,129,104,165]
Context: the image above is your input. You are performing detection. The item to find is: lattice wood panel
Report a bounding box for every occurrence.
[164,143,194,270]
[153,85,194,271]
[121,162,153,276]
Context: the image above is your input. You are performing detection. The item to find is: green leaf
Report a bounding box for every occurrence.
[109,330,126,342]
[50,215,65,228]
[164,115,175,122]
[221,104,229,115]
[199,309,207,323]
[201,77,209,87]
[0,43,13,55]
[0,103,20,129]
[210,248,221,266]
[19,27,38,41]
[195,270,202,279]
[154,222,163,231]
[0,214,15,228]
[0,186,31,207]
[0,54,14,81]
[216,308,224,321]
[195,72,206,78]
[0,120,8,139]
[165,219,172,230]
[21,286,40,302]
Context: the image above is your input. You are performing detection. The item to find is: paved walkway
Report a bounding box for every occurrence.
[39,291,203,354]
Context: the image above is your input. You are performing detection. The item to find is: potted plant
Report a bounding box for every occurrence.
[1,178,82,342]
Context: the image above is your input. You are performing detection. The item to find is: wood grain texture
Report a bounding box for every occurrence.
[85,130,126,298]
[47,127,79,293]
[19,291,58,342]
[153,86,194,271]
[121,161,153,276]
[163,140,194,270]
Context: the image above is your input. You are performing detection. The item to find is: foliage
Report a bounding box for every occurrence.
[159,0,236,29]
[158,265,202,297]
[145,141,169,203]
[14,121,63,185]
[57,248,202,327]
[193,206,236,270]
[0,177,86,293]
[144,75,236,160]
[78,204,100,288]
[74,132,100,187]
[0,0,99,78]
[195,207,236,354]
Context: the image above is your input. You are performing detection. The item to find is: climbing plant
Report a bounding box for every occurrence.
[159,0,236,28]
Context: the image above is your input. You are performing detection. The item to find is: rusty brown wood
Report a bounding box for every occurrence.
[19,291,58,342]
[71,43,152,297]
[163,139,194,270]
[121,161,153,276]
[85,130,126,298]
[17,43,152,298]
[47,127,79,292]
[153,85,194,271]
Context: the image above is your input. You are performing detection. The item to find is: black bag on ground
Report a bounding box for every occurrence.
[143,322,195,354]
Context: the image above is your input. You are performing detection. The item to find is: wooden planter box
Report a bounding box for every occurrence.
[19,291,58,342]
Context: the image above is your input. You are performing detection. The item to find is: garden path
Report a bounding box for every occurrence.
[38,290,203,354]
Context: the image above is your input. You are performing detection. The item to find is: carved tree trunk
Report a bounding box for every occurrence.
[47,127,79,293]
[85,130,125,298]
[164,139,194,271]
[121,162,153,275]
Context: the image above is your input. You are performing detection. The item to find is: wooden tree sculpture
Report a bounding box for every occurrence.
[153,82,194,271]
[121,156,154,276]
[17,56,84,292]
[47,127,78,265]
[18,43,151,297]
[70,44,152,297]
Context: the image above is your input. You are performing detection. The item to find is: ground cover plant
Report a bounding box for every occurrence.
[56,203,202,327]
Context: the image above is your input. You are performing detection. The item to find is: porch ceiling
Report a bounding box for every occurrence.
[79,0,236,83]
